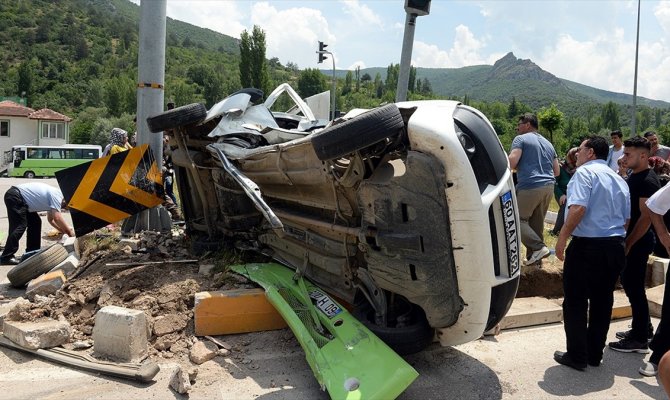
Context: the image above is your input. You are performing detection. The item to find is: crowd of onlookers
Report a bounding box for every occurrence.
[508,113,670,395]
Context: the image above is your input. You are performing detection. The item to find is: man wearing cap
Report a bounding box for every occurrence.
[1,182,74,265]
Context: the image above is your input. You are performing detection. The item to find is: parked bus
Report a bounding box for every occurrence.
[8,144,102,178]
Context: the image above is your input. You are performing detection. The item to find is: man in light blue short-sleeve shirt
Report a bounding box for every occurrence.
[508,113,559,266]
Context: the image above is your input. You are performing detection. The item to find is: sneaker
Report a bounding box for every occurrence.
[608,338,650,353]
[616,328,654,342]
[639,361,658,377]
[523,246,551,266]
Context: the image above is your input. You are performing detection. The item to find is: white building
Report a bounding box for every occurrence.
[0,100,71,171]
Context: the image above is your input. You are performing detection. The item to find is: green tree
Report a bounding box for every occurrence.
[538,103,564,143]
[17,61,32,102]
[420,78,432,95]
[342,71,353,96]
[508,97,519,119]
[297,68,326,98]
[600,101,620,132]
[385,63,399,92]
[408,65,417,93]
[238,25,270,96]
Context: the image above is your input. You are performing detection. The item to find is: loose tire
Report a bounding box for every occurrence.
[24,171,35,179]
[146,103,207,133]
[353,296,435,355]
[7,244,69,288]
[311,104,404,161]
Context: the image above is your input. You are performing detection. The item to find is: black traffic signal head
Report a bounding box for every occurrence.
[318,41,328,63]
[405,0,431,16]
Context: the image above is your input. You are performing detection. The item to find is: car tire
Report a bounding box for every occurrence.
[24,171,35,179]
[7,244,69,288]
[310,104,404,161]
[352,296,434,355]
[146,103,207,133]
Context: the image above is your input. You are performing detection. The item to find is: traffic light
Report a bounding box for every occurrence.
[405,0,431,16]
[318,41,328,63]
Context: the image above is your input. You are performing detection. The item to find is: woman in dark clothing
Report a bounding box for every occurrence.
[551,147,578,236]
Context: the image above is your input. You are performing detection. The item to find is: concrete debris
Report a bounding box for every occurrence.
[169,365,192,394]
[3,319,71,349]
[93,305,148,362]
[119,238,141,252]
[25,270,67,300]
[188,367,198,383]
[49,253,80,279]
[189,340,218,365]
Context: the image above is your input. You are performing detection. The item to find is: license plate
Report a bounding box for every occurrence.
[309,289,343,318]
[501,191,520,275]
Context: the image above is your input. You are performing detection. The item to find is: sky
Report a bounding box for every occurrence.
[130,0,670,102]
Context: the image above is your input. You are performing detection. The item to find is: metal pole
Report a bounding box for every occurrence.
[396,12,417,103]
[135,0,166,231]
[631,0,640,136]
[331,56,336,120]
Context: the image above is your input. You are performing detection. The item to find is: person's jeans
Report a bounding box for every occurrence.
[622,232,655,342]
[562,236,625,364]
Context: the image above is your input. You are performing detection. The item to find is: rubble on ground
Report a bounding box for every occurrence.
[1,226,256,365]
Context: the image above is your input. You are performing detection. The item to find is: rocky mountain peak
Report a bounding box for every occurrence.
[488,52,561,85]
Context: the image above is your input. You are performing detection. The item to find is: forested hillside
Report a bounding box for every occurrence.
[0,0,668,155]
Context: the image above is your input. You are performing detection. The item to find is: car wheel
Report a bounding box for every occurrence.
[24,171,35,179]
[352,295,434,355]
[311,104,404,161]
[146,103,207,133]
[7,244,69,288]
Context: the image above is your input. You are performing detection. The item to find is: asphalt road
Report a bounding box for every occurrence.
[0,177,667,399]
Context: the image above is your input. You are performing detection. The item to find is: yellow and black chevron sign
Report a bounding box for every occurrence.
[55,144,164,237]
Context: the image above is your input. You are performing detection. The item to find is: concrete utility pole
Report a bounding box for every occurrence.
[631,0,641,136]
[396,0,431,103]
[131,0,167,232]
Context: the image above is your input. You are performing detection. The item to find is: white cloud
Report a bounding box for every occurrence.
[536,30,670,102]
[164,1,246,38]
[340,0,383,29]
[412,25,488,68]
[250,2,335,69]
[656,1,670,33]
[348,61,367,70]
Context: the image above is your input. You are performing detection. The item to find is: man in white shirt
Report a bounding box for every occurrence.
[607,130,624,171]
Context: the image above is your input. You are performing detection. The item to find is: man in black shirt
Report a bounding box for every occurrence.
[609,136,661,353]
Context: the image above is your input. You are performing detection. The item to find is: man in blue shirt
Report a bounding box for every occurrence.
[554,135,630,371]
[508,113,559,265]
[1,182,74,265]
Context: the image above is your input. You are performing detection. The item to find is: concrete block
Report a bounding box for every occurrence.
[153,313,188,337]
[118,238,141,251]
[499,297,563,330]
[651,258,669,287]
[611,289,632,320]
[3,319,71,349]
[648,284,666,318]
[25,270,67,300]
[60,236,80,257]
[198,264,215,275]
[93,305,148,362]
[48,253,80,278]
[545,211,557,224]
[194,289,287,336]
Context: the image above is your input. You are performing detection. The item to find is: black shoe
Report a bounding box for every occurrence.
[608,338,649,353]
[588,359,603,367]
[554,351,586,371]
[616,328,654,342]
[1,257,20,265]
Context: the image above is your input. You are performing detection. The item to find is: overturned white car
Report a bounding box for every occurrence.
[147,84,521,354]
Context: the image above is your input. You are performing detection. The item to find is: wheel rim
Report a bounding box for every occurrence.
[25,171,35,179]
